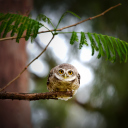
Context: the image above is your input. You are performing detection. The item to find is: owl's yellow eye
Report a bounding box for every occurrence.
[68,70,73,75]
[59,69,64,74]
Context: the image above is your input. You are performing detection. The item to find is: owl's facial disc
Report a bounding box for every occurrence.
[54,68,76,81]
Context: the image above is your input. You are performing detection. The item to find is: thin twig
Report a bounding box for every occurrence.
[0,91,73,100]
[56,3,121,31]
[0,3,121,42]
[0,35,55,92]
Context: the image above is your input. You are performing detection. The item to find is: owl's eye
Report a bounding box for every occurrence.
[59,69,64,74]
[68,70,73,75]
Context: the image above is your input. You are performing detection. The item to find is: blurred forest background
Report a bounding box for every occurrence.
[0,0,128,128]
[29,0,128,128]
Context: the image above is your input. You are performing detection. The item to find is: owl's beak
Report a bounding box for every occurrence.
[64,74,67,79]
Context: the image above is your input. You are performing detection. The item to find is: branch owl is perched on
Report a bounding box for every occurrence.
[47,63,80,101]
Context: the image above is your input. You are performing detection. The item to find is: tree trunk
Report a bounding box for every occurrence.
[0,0,32,127]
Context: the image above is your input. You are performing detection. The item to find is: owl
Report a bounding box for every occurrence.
[47,63,80,101]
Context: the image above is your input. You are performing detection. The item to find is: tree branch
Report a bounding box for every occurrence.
[0,3,121,42]
[0,91,73,100]
[0,35,55,92]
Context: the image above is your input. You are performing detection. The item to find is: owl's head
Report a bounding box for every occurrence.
[54,63,78,81]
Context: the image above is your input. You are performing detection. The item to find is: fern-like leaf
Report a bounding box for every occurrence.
[16,24,24,42]
[99,34,111,60]
[111,37,124,62]
[56,11,80,29]
[120,40,128,62]
[36,14,51,23]
[0,13,49,43]
[79,32,88,49]
[11,14,22,37]
[32,23,41,38]
[87,32,99,55]
[3,14,16,38]
[36,14,55,29]
[104,35,116,62]
[76,32,128,62]
[93,33,104,58]
[67,11,81,19]
[70,31,79,45]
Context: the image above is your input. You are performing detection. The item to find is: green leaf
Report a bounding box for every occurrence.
[117,39,128,62]
[0,13,10,21]
[111,37,123,62]
[16,24,24,43]
[56,12,68,29]
[87,33,99,50]
[67,11,81,19]
[87,32,98,55]
[0,21,7,37]
[117,38,126,55]
[0,13,11,37]
[104,35,116,62]
[99,34,111,60]
[56,11,80,29]
[120,40,128,62]
[0,12,47,42]
[36,14,55,29]
[36,14,50,23]
[70,31,79,45]
[2,14,16,37]
[85,33,128,62]
[25,20,34,41]
[32,23,40,38]
[79,32,88,49]
[11,15,22,37]
[93,33,104,58]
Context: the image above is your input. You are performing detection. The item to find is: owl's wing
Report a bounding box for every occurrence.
[47,69,53,85]
[47,73,52,85]
[77,73,80,84]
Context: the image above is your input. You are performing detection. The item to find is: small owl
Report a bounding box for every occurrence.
[47,63,80,101]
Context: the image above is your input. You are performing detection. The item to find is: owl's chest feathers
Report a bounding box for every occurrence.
[49,75,77,91]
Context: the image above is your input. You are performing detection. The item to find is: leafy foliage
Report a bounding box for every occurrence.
[36,14,51,24]
[79,32,88,49]
[70,32,128,62]
[36,14,55,29]
[0,13,49,43]
[0,12,128,63]
[70,31,79,45]
[56,11,81,29]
